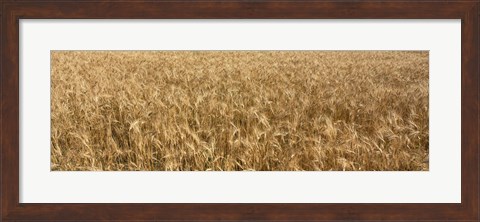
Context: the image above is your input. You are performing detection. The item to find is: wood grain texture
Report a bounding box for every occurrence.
[1,0,479,221]
[2,0,21,220]
[460,2,480,220]
[0,0,3,221]
[0,1,477,19]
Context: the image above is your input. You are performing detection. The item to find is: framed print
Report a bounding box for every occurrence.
[1,1,479,221]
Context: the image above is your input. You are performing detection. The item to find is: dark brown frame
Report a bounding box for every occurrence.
[1,0,478,221]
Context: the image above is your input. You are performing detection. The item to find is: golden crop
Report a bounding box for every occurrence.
[51,51,428,171]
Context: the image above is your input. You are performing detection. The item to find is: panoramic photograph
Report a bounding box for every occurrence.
[51,51,429,171]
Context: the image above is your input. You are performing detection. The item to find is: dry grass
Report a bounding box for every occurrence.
[51,51,428,171]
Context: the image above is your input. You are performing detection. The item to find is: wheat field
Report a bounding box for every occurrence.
[51,51,428,171]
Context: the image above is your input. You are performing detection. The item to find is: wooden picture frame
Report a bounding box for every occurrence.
[1,1,478,221]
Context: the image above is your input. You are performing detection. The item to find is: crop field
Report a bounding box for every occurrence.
[51,51,429,171]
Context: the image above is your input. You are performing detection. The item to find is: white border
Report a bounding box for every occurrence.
[19,20,461,203]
